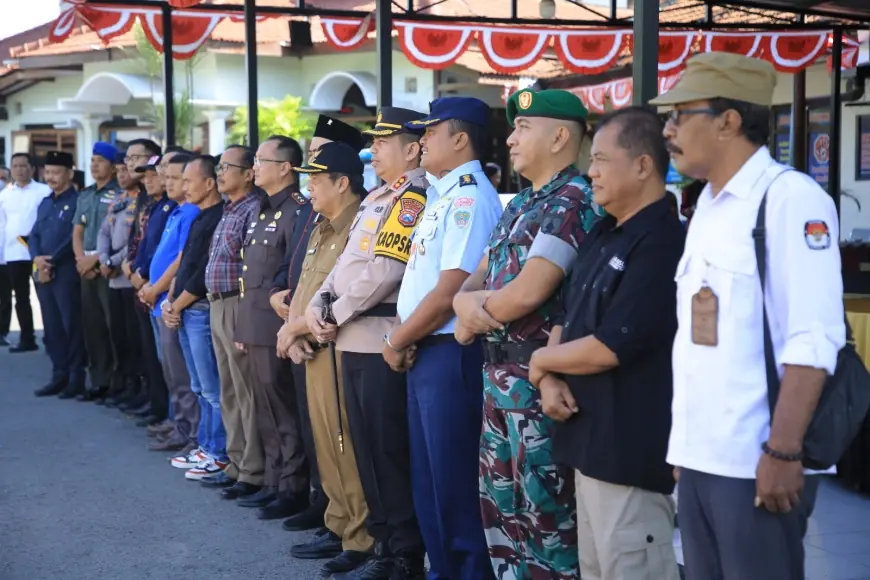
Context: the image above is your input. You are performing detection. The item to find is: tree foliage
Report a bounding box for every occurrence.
[228,96,316,146]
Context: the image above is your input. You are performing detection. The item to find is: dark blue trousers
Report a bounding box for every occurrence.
[407,338,494,580]
[36,279,86,381]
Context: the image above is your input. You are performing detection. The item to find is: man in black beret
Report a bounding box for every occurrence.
[31,151,87,398]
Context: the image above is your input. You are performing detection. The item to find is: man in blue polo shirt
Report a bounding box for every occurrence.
[141,153,201,453]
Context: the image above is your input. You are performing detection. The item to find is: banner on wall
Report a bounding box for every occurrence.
[808,132,831,190]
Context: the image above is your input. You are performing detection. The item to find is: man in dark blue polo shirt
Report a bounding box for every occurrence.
[528,107,685,580]
[31,151,87,397]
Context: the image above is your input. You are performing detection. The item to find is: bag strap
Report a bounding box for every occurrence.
[754,168,852,423]
[753,168,794,417]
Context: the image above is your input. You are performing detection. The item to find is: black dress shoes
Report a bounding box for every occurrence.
[389,552,425,580]
[291,528,343,560]
[9,340,38,353]
[283,498,327,531]
[257,492,309,520]
[221,481,261,500]
[58,376,86,400]
[332,555,392,580]
[200,471,235,488]
[237,486,276,508]
[34,378,67,397]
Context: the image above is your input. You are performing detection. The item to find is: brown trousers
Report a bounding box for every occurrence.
[210,296,264,485]
[306,347,373,552]
[249,344,308,494]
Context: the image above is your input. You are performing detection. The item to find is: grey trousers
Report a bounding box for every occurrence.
[678,468,820,580]
[81,275,115,388]
[157,317,199,444]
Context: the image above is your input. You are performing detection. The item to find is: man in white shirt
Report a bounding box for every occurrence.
[0,153,51,351]
[652,52,846,580]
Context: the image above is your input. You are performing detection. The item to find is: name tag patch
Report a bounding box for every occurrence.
[804,220,830,250]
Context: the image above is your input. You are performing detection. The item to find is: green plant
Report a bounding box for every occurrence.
[228,96,316,145]
[123,21,202,147]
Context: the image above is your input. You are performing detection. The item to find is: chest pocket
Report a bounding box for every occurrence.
[350,215,380,258]
[703,245,757,320]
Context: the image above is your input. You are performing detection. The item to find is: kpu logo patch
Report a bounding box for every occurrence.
[804,220,830,250]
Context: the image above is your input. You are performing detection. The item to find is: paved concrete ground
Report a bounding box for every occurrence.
[3,294,870,579]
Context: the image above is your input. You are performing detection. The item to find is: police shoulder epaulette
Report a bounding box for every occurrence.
[291,191,307,205]
[391,175,408,191]
[459,174,477,187]
[402,184,427,199]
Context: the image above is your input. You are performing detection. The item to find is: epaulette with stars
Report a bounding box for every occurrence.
[459,174,477,187]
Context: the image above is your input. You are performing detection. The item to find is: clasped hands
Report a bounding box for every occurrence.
[76,254,100,279]
[453,291,502,345]
[161,300,182,329]
[34,256,53,283]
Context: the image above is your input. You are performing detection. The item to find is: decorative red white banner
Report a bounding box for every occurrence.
[571,74,683,114]
[48,4,848,74]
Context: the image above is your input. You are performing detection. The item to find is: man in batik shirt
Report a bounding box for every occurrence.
[454,89,603,579]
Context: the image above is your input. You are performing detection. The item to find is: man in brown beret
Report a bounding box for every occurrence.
[654,52,844,580]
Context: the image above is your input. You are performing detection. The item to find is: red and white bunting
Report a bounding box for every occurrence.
[46,6,847,76]
[168,0,203,7]
[572,73,682,114]
[826,37,861,72]
[319,15,374,51]
[654,32,695,73]
[553,29,629,75]
[763,31,829,73]
[140,10,224,60]
[395,21,475,69]
[477,26,552,74]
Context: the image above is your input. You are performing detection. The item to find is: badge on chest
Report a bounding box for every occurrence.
[691,286,719,347]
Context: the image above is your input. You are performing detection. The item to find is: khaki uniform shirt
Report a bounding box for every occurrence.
[311,168,428,354]
[293,200,361,338]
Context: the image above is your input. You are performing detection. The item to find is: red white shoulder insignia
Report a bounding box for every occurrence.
[292,191,307,205]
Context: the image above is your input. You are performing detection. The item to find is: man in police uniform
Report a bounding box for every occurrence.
[453,89,602,578]
[654,53,845,579]
[305,107,428,579]
[384,97,503,580]
[72,142,120,398]
[233,135,314,517]
[272,113,366,532]
[32,151,87,397]
[279,142,373,577]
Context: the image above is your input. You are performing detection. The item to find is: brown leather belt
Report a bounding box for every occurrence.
[207,289,241,303]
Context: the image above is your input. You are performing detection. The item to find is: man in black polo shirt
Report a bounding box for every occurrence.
[162,155,228,481]
[528,107,684,580]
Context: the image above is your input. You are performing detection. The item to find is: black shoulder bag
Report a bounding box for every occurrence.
[755,182,870,470]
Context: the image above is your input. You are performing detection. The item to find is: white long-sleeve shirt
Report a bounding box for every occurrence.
[0,180,52,264]
[668,147,845,479]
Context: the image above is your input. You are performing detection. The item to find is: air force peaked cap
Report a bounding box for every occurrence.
[404,97,491,129]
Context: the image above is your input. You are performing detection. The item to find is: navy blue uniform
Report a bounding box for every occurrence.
[30,186,86,383]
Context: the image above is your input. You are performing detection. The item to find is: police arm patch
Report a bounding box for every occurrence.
[374,186,427,264]
[804,220,831,250]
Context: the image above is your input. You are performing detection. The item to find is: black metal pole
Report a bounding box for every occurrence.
[705,1,714,23]
[791,70,807,171]
[376,0,392,108]
[633,0,659,106]
[161,4,175,147]
[511,0,517,20]
[244,0,259,147]
[829,27,843,216]
[610,0,617,21]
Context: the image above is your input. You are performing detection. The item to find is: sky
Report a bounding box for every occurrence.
[0,0,60,42]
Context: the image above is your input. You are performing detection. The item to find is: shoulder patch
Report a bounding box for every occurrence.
[804,220,831,250]
[459,174,477,187]
[391,175,408,191]
[453,209,472,228]
[374,185,427,264]
[292,191,307,205]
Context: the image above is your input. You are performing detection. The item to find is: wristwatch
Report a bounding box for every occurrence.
[383,333,402,351]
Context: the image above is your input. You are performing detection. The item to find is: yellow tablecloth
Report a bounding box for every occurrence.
[846,298,870,368]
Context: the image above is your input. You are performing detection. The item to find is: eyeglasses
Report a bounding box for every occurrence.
[216,162,251,173]
[253,157,289,167]
[666,108,718,126]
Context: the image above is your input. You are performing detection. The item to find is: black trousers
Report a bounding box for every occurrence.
[81,275,115,388]
[291,361,324,502]
[341,351,422,554]
[106,287,142,377]
[135,302,168,419]
[35,279,86,380]
[8,261,36,342]
[0,264,10,336]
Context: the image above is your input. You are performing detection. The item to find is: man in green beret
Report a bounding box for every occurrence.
[453,88,604,578]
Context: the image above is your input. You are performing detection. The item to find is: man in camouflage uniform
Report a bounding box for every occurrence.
[454,89,604,579]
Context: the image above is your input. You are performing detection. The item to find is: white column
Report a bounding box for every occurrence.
[77,115,111,185]
[204,110,231,156]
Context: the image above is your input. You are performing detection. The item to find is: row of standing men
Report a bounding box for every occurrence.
[27,51,844,580]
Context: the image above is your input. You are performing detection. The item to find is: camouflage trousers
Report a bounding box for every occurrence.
[479,393,579,580]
